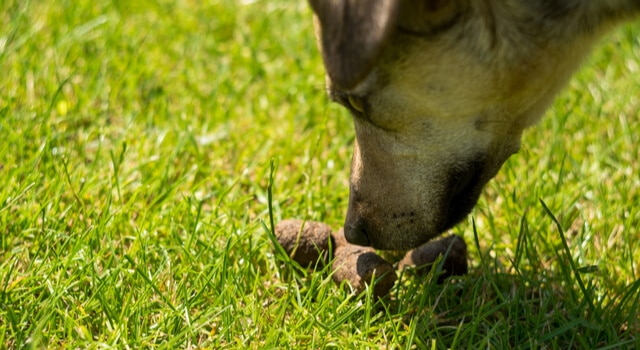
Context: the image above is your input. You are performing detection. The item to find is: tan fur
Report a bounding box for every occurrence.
[309,0,640,250]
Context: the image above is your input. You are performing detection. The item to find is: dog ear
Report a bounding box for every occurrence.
[309,0,399,90]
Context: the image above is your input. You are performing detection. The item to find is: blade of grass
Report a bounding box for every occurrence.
[539,199,598,319]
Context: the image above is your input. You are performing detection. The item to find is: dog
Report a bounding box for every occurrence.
[308,0,639,250]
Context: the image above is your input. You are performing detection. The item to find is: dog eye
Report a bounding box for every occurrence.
[347,95,365,113]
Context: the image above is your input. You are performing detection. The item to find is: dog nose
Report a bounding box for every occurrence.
[344,218,371,246]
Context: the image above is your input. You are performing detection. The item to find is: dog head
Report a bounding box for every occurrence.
[310,0,601,249]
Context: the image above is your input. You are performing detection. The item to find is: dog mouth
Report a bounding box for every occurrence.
[442,157,486,229]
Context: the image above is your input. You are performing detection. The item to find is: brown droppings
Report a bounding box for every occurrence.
[331,229,397,298]
[398,234,468,283]
[275,219,334,268]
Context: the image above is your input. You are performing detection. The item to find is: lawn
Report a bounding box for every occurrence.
[1,0,639,348]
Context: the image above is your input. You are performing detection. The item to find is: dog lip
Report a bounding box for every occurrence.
[450,166,477,198]
[445,176,485,229]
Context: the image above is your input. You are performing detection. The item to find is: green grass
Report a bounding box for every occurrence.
[1,0,639,348]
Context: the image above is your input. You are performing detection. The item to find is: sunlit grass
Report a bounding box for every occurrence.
[1,0,638,348]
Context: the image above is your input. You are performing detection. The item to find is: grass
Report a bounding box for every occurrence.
[0,0,638,348]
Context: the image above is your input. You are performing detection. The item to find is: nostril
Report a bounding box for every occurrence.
[344,221,371,246]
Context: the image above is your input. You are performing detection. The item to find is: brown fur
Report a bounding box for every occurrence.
[309,0,640,250]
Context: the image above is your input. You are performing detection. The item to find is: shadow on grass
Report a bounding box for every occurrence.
[379,210,640,349]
